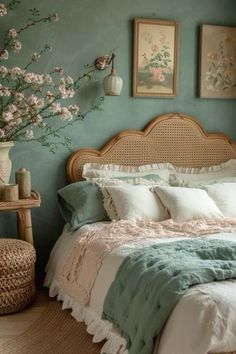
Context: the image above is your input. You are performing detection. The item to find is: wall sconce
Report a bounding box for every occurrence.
[95,53,123,96]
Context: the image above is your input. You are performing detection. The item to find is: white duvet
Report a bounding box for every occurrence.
[44,223,236,354]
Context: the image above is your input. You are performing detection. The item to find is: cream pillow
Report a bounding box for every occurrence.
[170,159,236,186]
[82,162,174,182]
[203,183,236,218]
[102,184,169,221]
[92,175,168,188]
[154,186,223,222]
[170,175,236,188]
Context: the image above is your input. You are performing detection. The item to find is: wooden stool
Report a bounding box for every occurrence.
[0,238,36,315]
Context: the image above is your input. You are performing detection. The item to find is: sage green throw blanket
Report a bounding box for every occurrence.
[102,239,236,354]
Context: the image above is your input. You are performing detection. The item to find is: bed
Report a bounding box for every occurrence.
[45,112,236,354]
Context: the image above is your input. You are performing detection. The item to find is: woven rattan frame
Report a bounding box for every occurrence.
[67,112,236,182]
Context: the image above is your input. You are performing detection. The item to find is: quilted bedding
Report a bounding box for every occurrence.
[44,219,236,354]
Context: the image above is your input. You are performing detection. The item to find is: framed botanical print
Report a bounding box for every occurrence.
[132,18,178,98]
[199,24,236,99]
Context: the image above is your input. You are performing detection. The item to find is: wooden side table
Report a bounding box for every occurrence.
[0,191,41,244]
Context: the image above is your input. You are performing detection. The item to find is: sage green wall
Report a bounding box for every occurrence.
[1,0,236,276]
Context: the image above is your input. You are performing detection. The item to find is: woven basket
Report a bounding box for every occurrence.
[0,238,36,315]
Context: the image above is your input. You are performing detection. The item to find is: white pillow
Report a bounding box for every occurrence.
[92,175,168,188]
[170,175,236,188]
[170,159,236,186]
[154,186,223,222]
[102,185,169,221]
[82,162,174,182]
[203,183,236,218]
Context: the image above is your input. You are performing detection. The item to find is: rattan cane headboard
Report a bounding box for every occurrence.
[67,112,236,182]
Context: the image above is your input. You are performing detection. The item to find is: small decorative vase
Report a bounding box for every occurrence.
[0,141,14,197]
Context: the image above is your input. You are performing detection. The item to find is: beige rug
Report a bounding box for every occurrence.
[0,297,104,354]
[1,296,236,354]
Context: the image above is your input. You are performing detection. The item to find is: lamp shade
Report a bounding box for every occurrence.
[103,68,123,96]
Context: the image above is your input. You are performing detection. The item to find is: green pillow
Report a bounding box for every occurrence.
[57,181,109,230]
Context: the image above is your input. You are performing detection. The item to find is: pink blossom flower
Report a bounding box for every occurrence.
[34,115,43,125]
[36,98,44,109]
[24,72,39,84]
[12,40,22,52]
[0,66,8,77]
[34,74,44,85]
[207,51,217,60]
[15,118,22,126]
[10,67,24,79]
[0,49,9,60]
[25,129,34,139]
[66,76,74,85]
[0,129,5,138]
[8,120,17,127]
[60,78,66,86]
[28,94,38,105]
[31,52,41,61]
[54,66,64,74]
[68,104,80,113]
[15,92,24,101]
[150,43,159,52]
[0,85,11,96]
[46,91,54,102]
[3,112,13,122]
[8,28,17,38]
[58,86,67,99]
[49,102,61,113]
[0,3,7,16]
[43,74,52,84]
[8,104,17,113]
[67,88,75,98]
[59,107,73,121]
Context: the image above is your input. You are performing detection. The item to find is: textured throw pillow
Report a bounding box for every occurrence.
[154,186,223,222]
[82,162,174,182]
[102,184,169,221]
[169,159,236,186]
[57,181,109,230]
[202,183,236,218]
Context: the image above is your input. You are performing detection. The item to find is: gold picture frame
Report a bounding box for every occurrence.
[132,18,178,98]
[199,24,236,99]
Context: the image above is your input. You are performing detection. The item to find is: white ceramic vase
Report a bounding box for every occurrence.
[0,141,14,185]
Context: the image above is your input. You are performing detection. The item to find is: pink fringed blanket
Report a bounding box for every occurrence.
[58,218,236,305]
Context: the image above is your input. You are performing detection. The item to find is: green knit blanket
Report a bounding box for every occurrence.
[102,238,236,354]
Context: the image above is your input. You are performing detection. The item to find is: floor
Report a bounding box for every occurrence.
[0,290,49,345]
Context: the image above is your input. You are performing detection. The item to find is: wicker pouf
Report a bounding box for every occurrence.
[0,238,36,315]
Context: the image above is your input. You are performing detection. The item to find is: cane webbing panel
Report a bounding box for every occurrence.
[67,113,236,182]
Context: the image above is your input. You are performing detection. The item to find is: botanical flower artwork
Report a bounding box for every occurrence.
[132,18,178,97]
[199,25,236,99]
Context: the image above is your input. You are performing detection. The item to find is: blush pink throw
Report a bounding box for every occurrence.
[58,218,236,305]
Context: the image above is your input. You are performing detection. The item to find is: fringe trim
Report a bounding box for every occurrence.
[46,280,129,354]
